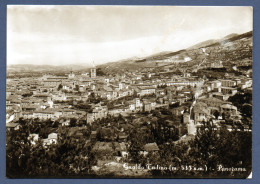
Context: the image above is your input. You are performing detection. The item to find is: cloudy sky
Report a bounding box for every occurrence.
[7,5,252,66]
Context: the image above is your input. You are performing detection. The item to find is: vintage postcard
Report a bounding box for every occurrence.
[6,5,252,178]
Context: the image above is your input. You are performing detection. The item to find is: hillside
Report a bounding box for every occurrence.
[7,64,91,72]
[7,31,252,76]
[7,64,92,78]
[98,31,252,74]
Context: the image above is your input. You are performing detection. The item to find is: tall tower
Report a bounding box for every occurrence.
[91,61,96,78]
[91,67,96,78]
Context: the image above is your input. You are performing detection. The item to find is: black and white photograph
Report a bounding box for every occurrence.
[6,5,253,178]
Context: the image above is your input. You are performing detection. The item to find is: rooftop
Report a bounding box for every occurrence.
[143,142,159,152]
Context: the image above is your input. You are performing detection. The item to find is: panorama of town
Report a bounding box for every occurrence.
[6,31,252,178]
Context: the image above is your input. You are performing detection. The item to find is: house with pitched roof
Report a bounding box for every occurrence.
[140,142,159,156]
[43,133,58,147]
[6,123,21,131]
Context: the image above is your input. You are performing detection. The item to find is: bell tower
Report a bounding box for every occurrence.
[91,61,96,78]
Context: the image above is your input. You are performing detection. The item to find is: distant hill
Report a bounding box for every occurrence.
[206,31,252,47]
[188,39,217,50]
[8,31,252,75]
[7,64,92,73]
[97,31,252,74]
[223,33,239,39]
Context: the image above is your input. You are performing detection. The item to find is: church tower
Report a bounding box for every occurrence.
[91,61,96,78]
[91,67,96,78]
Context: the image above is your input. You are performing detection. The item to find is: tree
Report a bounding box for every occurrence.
[96,68,106,76]
[70,118,77,127]
[22,92,33,98]
[128,129,148,163]
[192,121,220,171]
[133,90,138,98]
[213,110,220,119]
[241,104,252,118]
[145,119,252,178]
[58,84,63,91]
[74,85,79,91]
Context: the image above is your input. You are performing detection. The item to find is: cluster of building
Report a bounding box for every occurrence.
[6,56,252,155]
[181,77,252,135]
[6,66,202,123]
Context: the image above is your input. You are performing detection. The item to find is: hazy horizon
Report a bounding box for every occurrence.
[7,6,253,66]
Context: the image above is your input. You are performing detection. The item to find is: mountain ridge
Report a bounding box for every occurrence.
[97,30,252,73]
[8,30,252,74]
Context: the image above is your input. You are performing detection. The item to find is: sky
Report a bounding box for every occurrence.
[7,5,253,66]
